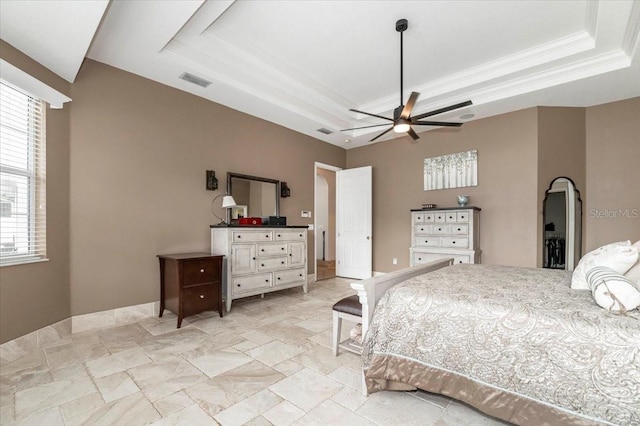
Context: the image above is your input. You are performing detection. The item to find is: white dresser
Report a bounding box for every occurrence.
[211,226,308,311]
[410,207,481,266]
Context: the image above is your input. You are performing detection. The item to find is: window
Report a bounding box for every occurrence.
[0,80,46,266]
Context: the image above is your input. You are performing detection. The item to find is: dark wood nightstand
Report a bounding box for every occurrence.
[157,252,223,328]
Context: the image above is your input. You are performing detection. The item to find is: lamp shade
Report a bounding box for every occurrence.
[221,195,237,208]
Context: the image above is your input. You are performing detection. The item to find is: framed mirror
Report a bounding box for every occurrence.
[227,172,280,223]
[543,177,582,271]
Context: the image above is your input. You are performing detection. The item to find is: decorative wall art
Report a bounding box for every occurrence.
[424,150,478,191]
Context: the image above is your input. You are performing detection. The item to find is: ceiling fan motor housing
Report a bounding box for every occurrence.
[396,19,408,32]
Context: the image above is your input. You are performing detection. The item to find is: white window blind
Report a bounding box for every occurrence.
[0,80,47,266]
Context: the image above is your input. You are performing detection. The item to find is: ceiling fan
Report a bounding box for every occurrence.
[342,19,473,142]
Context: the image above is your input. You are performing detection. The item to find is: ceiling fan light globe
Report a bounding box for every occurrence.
[393,122,410,133]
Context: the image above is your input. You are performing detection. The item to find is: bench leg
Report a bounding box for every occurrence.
[332,311,341,356]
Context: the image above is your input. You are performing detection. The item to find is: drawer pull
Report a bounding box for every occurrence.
[252,257,256,260]
[265,279,269,282]
[199,295,204,299]
[237,235,241,239]
[449,216,453,219]
[281,261,285,264]
[424,240,428,243]
[420,228,424,231]
[299,274,303,277]
[289,253,292,257]
[237,284,241,287]
[200,269,205,273]
[438,228,442,231]
[261,264,265,267]
[453,241,456,244]
[266,235,269,238]
[418,257,422,261]
[261,249,265,252]
[459,261,463,264]
[457,228,461,231]
[277,277,281,280]
[277,234,281,237]
[281,247,285,250]
[299,234,303,237]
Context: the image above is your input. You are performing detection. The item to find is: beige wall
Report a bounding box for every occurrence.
[69,60,345,316]
[536,107,586,266]
[347,108,540,271]
[585,97,640,250]
[0,41,71,343]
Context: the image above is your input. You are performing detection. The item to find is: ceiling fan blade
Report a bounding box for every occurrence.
[407,127,419,140]
[349,109,394,122]
[411,100,473,120]
[341,123,394,131]
[412,120,463,127]
[370,126,393,142]
[400,92,419,119]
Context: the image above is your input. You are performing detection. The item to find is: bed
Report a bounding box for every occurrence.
[350,259,640,426]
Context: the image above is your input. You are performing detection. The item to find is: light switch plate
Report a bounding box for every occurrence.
[301,210,312,218]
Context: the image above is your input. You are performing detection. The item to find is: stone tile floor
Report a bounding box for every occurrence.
[0,277,511,425]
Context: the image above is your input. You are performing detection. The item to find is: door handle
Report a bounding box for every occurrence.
[366,236,370,240]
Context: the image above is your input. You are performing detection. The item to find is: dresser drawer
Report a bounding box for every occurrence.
[432,225,449,235]
[258,256,288,271]
[233,231,273,242]
[414,224,433,235]
[444,212,458,222]
[182,259,220,286]
[413,252,469,265]
[182,284,217,317]
[441,237,469,248]
[274,230,306,241]
[274,268,306,286]
[434,212,447,222]
[232,273,272,294]
[450,224,469,235]
[414,237,439,247]
[452,255,471,264]
[456,212,470,222]
[413,213,425,223]
[258,243,287,256]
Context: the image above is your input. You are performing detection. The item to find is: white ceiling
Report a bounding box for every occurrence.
[1,1,639,149]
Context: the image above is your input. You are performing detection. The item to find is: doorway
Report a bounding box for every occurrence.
[314,162,340,281]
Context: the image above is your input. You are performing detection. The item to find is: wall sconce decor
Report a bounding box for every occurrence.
[280,182,291,198]
[206,170,218,191]
[212,194,237,224]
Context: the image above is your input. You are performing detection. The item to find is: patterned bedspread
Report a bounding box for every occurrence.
[362,264,640,425]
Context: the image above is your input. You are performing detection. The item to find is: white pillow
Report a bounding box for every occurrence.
[625,241,640,285]
[587,266,640,313]
[571,241,637,290]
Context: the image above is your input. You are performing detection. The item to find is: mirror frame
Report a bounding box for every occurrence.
[227,172,280,223]
[542,176,582,271]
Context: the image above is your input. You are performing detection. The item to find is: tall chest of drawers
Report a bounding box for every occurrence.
[410,207,481,266]
[211,225,308,312]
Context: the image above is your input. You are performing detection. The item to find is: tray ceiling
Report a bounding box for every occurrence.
[2,0,639,148]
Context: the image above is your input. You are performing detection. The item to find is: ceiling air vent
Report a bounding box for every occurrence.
[179,72,212,88]
[316,128,333,135]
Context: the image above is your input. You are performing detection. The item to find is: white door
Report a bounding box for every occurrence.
[336,166,372,279]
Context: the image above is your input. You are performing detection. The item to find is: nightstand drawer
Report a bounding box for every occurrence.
[258,256,288,271]
[441,237,469,248]
[182,259,220,286]
[233,231,273,242]
[232,273,272,294]
[182,284,217,317]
